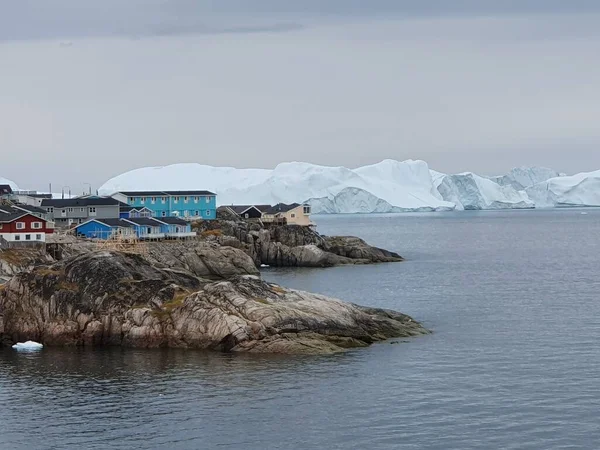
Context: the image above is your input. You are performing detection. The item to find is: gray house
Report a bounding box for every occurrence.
[41,197,120,227]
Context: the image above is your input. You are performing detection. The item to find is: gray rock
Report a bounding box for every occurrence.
[0,251,427,353]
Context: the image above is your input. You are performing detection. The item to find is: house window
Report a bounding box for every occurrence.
[81,207,85,212]
[205,210,211,216]
[36,234,42,240]
[184,210,189,217]
[32,222,42,229]
[194,210,199,216]
[61,209,67,217]
[174,196,179,203]
[141,197,145,204]
[129,198,135,204]
[161,197,166,204]
[291,213,296,218]
[205,196,210,203]
[194,197,198,203]
[151,197,156,204]
[47,207,54,213]
[303,206,311,214]
[68,208,74,213]
[25,234,31,240]
[184,196,188,203]
[245,213,249,219]
[16,222,25,229]
[89,207,97,216]
[161,211,166,217]
[14,235,20,241]
[147,227,152,235]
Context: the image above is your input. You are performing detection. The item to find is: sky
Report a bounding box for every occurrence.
[1,1,600,193]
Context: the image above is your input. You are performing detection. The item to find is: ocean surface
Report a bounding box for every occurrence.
[2,209,600,450]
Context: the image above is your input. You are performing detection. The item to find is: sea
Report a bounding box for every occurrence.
[1,209,600,450]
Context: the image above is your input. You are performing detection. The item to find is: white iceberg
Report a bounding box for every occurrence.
[98,160,600,213]
[12,341,44,351]
[435,172,535,210]
[0,176,19,190]
[526,170,600,208]
[99,159,455,213]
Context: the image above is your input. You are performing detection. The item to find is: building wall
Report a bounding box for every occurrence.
[117,194,217,219]
[74,221,113,239]
[284,206,312,226]
[0,214,52,242]
[45,204,119,225]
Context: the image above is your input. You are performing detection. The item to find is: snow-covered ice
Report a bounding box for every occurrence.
[97,161,600,213]
[526,170,600,208]
[0,176,19,190]
[12,341,44,351]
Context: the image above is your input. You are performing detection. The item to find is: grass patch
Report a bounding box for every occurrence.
[36,268,62,276]
[270,285,286,294]
[57,280,79,292]
[254,297,270,305]
[200,229,222,238]
[151,289,190,319]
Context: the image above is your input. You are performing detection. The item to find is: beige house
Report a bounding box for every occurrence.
[262,203,312,226]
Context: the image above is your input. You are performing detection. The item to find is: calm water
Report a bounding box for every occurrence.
[2,210,600,449]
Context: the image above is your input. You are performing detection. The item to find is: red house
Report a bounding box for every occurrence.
[0,206,54,247]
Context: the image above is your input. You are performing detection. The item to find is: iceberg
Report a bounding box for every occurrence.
[436,172,535,210]
[0,176,19,190]
[98,160,600,213]
[526,170,600,208]
[12,341,44,351]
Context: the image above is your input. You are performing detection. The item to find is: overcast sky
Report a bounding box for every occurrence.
[1,1,600,192]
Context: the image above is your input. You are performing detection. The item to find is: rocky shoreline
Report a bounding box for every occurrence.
[0,224,427,353]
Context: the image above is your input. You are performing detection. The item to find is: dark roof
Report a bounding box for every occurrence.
[0,211,28,223]
[75,218,133,228]
[0,184,13,195]
[117,191,169,197]
[41,197,120,207]
[223,204,272,215]
[265,203,301,214]
[25,193,53,199]
[162,190,215,196]
[119,205,136,212]
[12,204,47,214]
[123,217,162,226]
[153,217,188,225]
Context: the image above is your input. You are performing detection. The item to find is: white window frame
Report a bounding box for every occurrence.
[205,210,211,216]
[14,235,21,241]
[25,234,31,241]
[205,196,210,204]
[174,196,179,204]
[161,197,166,204]
[36,234,42,240]
[151,197,156,204]
[194,210,199,216]
[184,196,189,203]
[140,197,145,204]
[32,222,43,229]
[89,207,97,216]
[16,222,25,230]
[161,211,166,217]
[68,207,74,213]
[194,197,198,203]
[47,207,54,213]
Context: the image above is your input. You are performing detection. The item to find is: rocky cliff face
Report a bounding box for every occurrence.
[198,219,403,267]
[0,251,426,353]
[0,249,54,283]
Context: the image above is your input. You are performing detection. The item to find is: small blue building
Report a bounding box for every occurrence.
[73,218,135,239]
[111,190,217,220]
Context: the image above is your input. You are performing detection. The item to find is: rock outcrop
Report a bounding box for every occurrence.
[0,249,54,283]
[198,219,403,267]
[0,251,426,353]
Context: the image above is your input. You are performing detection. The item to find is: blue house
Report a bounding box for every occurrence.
[111,190,217,220]
[122,218,164,240]
[152,217,195,238]
[73,218,135,239]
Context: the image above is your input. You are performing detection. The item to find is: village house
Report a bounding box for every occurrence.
[41,197,121,227]
[262,203,312,226]
[0,205,54,247]
[73,216,193,240]
[111,190,217,220]
[0,184,14,198]
[217,204,271,220]
[8,191,53,207]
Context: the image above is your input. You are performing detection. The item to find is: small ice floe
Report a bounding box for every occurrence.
[260,264,270,268]
[12,341,44,351]
[580,212,588,215]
